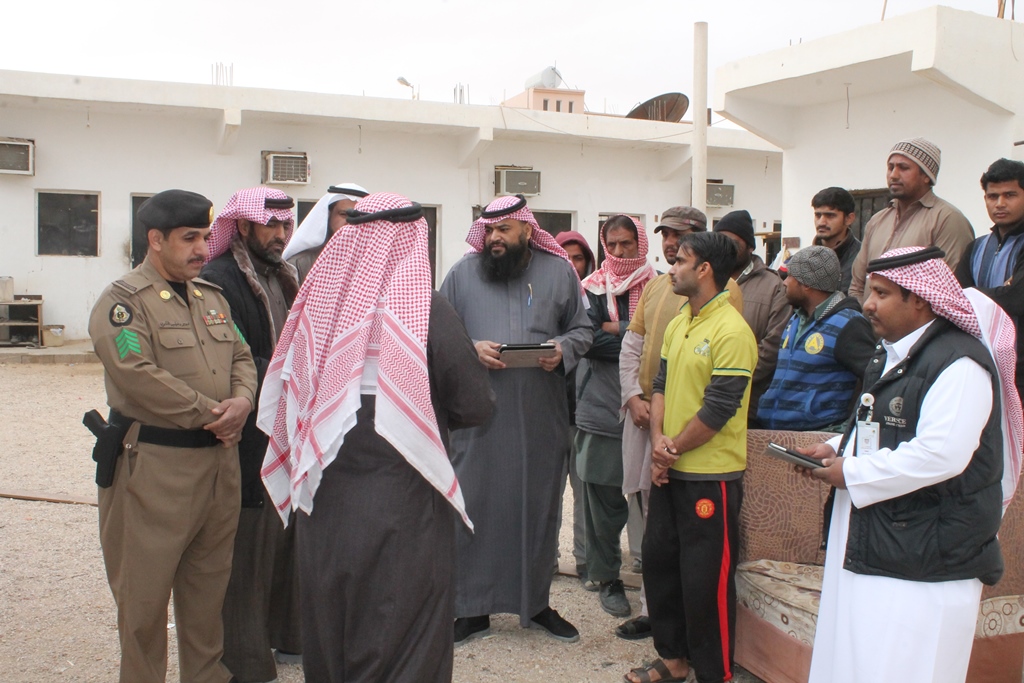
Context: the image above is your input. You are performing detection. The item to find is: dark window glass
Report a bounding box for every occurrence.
[131,194,154,268]
[38,192,99,256]
[297,200,317,226]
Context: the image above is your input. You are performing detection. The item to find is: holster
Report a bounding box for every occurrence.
[82,409,128,488]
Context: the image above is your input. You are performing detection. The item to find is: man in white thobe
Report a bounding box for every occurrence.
[800,245,1023,683]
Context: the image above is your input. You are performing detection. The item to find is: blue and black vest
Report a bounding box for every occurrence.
[757,306,863,430]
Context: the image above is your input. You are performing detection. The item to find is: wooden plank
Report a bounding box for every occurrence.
[557,559,642,589]
[0,488,97,507]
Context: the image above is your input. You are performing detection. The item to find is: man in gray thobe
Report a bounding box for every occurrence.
[440,195,594,645]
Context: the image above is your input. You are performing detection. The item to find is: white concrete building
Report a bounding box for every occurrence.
[0,70,781,340]
[716,5,1024,250]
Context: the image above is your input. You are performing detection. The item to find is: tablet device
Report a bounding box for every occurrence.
[498,343,557,368]
[765,442,824,469]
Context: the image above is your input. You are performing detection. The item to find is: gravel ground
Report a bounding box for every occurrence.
[0,361,764,683]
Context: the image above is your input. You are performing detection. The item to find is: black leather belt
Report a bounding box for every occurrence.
[109,409,220,449]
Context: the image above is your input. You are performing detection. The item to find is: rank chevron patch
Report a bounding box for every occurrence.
[115,328,141,360]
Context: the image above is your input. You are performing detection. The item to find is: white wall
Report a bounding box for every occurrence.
[0,101,781,339]
[778,83,1015,250]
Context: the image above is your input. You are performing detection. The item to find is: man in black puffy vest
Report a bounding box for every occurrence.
[798,245,1023,683]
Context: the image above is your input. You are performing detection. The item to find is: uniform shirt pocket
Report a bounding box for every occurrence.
[157,329,198,349]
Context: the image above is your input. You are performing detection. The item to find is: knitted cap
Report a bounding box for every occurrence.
[889,137,941,185]
[713,210,756,249]
[787,246,841,293]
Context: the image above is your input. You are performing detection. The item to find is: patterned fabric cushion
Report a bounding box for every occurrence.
[740,430,833,566]
[737,559,822,646]
[976,595,1024,638]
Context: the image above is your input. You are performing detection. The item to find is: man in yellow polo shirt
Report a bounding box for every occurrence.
[624,231,756,683]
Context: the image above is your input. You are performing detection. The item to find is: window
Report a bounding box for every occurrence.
[850,189,891,241]
[568,102,574,114]
[297,200,317,226]
[38,191,99,256]
[421,205,439,286]
[534,211,573,236]
[542,99,549,111]
[130,194,155,268]
[556,100,562,112]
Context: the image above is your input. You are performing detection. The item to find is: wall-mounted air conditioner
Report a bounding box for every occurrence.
[495,167,541,196]
[707,183,735,207]
[262,151,310,185]
[0,138,34,176]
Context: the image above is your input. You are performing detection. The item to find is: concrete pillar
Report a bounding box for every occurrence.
[692,21,708,217]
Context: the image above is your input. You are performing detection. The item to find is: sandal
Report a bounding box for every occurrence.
[623,658,688,683]
[615,615,652,640]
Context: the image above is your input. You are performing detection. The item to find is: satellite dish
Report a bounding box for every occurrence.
[525,66,563,90]
[625,92,689,122]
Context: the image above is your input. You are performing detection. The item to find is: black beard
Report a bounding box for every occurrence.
[481,238,530,281]
[245,231,284,265]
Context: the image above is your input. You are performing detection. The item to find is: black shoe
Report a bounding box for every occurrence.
[454,615,490,645]
[615,615,652,640]
[528,606,580,643]
[274,649,302,665]
[599,579,631,618]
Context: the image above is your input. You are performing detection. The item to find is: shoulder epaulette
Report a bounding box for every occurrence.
[112,279,137,293]
[113,272,154,294]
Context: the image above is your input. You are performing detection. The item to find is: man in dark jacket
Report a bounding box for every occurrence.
[956,158,1024,402]
[200,186,300,683]
[553,230,595,581]
[576,216,656,618]
[811,187,861,294]
[757,247,875,431]
[714,210,791,422]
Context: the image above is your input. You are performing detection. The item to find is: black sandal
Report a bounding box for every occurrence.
[623,658,687,683]
[615,615,652,640]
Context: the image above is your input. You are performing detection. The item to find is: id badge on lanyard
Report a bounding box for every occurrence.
[856,393,879,456]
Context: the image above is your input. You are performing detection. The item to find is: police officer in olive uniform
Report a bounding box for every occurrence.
[88,189,258,683]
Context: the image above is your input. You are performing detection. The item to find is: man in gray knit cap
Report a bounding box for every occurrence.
[756,246,875,431]
[848,137,974,301]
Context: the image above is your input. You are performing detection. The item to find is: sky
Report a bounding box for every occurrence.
[2,1,1001,117]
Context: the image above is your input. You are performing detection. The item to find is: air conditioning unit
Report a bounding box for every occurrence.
[0,138,34,175]
[706,183,735,207]
[495,168,541,196]
[262,151,310,185]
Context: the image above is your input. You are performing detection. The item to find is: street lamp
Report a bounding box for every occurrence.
[397,76,417,100]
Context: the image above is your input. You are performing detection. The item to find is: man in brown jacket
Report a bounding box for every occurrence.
[714,209,790,421]
[89,189,257,683]
[848,137,974,300]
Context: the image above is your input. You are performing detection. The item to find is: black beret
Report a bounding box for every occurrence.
[137,189,214,231]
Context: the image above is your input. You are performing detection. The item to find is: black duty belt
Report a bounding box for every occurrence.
[108,409,221,449]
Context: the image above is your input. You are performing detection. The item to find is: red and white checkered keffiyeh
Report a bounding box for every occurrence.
[207,186,295,261]
[870,246,1024,507]
[256,192,470,528]
[581,217,656,321]
[466,195,570,262]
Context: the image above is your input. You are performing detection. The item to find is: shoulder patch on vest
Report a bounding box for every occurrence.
[804,333,825,355]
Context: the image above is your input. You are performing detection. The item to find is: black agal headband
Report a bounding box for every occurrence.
[866,246,945,273]
[328,186,369,198]
[264,196,295,209]
[345,203,424,225]
[480,194,527,219]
